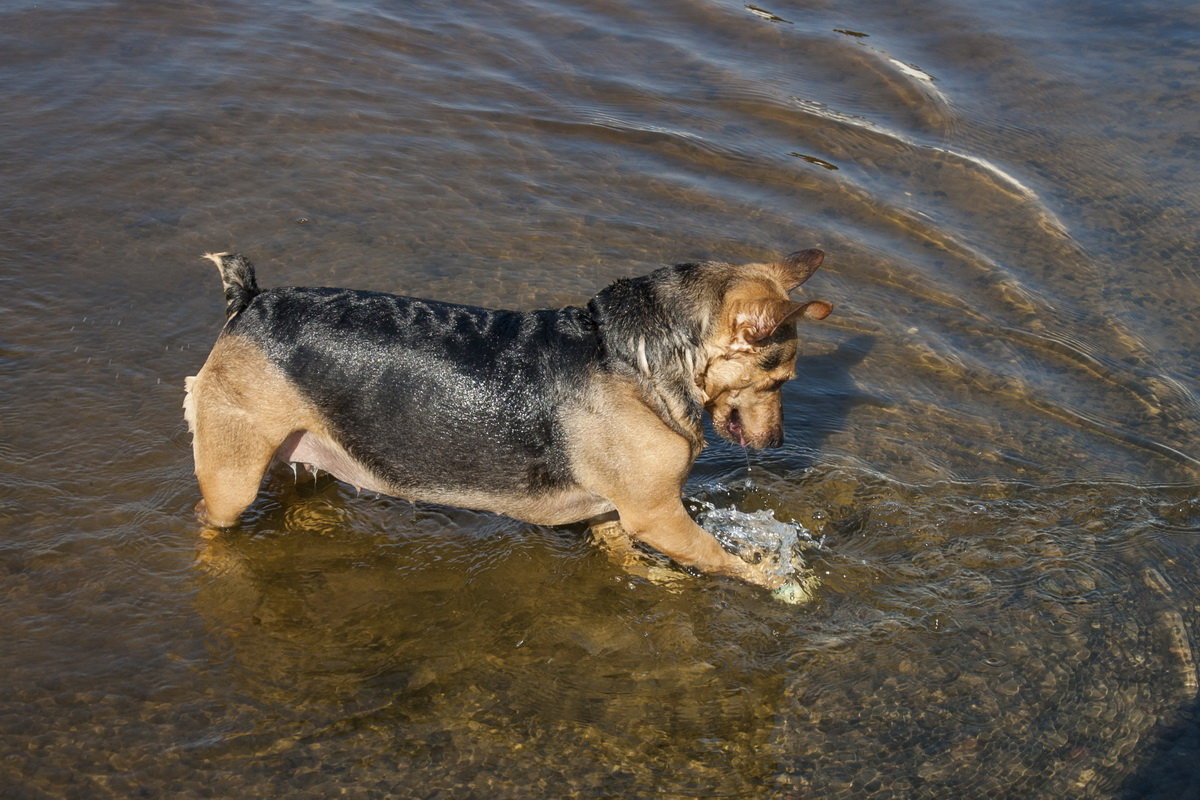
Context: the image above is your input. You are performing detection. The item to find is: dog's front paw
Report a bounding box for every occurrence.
[736,561,787,591]
[737,562,819,605]
[771,577,817,605]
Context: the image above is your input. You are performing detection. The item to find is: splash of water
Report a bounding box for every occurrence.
[696,499,823,603]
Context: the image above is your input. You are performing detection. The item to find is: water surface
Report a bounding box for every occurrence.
[2,0,1198,797]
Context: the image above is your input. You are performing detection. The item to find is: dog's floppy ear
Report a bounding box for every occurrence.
[776,248,825,290]
[728,298,833,351]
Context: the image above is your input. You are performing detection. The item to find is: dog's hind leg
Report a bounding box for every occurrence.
[189,402,281,528]
[185,336,309,529]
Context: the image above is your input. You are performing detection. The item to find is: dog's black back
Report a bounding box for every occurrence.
[228,288,600,496]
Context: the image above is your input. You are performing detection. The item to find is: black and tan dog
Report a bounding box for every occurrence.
[184,250,831,591]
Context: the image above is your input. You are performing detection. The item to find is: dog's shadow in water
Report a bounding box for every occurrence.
[698,334,877,477]
[773,334,877,471]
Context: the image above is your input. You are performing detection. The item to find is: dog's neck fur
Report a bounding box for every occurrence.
[587,263,726,446]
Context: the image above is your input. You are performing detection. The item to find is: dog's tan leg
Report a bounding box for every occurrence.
[570,384,783,590]
[186,336,308,529]
[615,500,783,589]
[589,514,683,584]
[191,409,279,528]
[589,514,636,558]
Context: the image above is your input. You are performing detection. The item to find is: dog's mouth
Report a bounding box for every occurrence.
[726,408,747,447]
[720,407,783,449]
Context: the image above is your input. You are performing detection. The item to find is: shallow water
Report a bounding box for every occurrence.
[2,0,1198,797]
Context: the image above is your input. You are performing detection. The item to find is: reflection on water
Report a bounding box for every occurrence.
[1,0,1199,796]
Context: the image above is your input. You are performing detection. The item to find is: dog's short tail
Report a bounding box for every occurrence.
[203,252,260,319]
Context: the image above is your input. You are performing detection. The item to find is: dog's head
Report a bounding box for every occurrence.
[700,249,832,449]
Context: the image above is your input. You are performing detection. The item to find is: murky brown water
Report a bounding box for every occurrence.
[3,0,1199,797]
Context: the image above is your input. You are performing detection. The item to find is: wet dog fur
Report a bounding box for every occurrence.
[184,250,831,590]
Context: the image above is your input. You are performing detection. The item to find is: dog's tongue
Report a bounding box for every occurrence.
[729,412,747,447]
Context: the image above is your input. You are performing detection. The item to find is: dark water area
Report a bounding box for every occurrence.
[2,0,1199,797]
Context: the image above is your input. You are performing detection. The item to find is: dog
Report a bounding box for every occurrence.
[184,249,831,591]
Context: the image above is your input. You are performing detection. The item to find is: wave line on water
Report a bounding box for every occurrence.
[789,97,1070,238]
